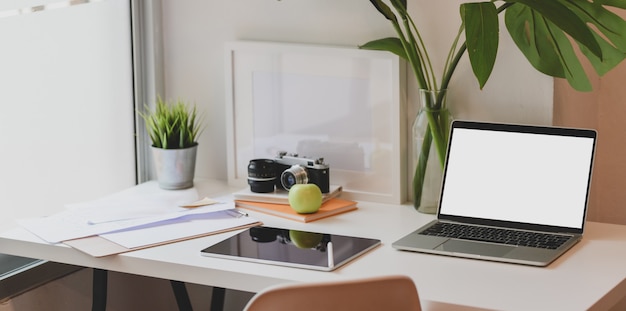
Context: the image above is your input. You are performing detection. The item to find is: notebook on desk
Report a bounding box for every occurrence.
[393,120,597,266]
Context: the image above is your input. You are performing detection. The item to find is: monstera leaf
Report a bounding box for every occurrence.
[363,0,626,92]
[504,0,626,91]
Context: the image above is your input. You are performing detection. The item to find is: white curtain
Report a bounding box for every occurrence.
[0,0,136,224]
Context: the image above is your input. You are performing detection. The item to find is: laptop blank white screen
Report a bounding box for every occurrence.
[439,128,595,230]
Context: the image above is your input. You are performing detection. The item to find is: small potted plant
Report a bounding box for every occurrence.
[140,97,205,190]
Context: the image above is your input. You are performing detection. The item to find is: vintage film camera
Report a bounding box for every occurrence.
[247,152,330,194]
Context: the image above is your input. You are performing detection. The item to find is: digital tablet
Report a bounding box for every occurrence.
[200,226,381,271]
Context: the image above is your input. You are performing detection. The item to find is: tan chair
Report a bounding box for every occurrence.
[243,275,422,311]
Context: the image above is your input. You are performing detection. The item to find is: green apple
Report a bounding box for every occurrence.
[288,184,323,214]
[289,230,323,249]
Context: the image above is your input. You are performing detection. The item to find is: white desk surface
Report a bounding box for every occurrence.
[2,179,626,311]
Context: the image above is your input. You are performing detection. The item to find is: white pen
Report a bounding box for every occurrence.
[327,241,334,269]
[227,209,248,218]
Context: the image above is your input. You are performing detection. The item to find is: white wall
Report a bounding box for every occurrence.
[159,0,553,182]
[0,0,136,226]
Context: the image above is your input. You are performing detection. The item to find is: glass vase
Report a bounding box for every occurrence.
[412,89,452,214]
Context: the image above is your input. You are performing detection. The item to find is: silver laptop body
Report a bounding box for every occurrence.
[393,120,597,266]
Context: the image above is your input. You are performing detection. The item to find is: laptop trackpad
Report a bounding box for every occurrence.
[436,239,514,257]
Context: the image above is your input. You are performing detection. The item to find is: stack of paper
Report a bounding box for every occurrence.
[17,181,261,257]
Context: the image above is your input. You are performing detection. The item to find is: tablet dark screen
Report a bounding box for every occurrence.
[200,226,380,271]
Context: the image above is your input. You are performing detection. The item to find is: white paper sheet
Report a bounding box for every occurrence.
[65,181,200,224]
[16,181,232,243]
[98,209,259,249]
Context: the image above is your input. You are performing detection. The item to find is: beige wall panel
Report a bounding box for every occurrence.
[554,9,626,224]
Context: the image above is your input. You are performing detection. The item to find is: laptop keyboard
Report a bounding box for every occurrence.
[420,222,571,249]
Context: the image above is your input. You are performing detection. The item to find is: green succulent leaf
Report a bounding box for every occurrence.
[360,37,408,60]
[139,97,205,149]
[461,2,499,90]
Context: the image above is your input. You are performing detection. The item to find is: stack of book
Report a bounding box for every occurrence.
[233,185,357,223]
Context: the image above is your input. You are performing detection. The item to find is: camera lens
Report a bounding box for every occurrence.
[247,159,276,193]
[280,165,308,190]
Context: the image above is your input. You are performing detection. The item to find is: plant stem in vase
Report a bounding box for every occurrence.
[412,89,451,213]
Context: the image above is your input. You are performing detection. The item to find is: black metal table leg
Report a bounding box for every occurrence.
[170,280,193,311]
[92,268,107,311]
[210,287,226,311]
[92,268,222,311]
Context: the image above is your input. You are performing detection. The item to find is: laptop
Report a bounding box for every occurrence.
[393,120,597,266]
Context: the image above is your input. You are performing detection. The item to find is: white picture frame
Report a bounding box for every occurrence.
[225,41,407,204]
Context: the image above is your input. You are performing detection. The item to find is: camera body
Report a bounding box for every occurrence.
[274,152,330,193]
[247,152,330,193]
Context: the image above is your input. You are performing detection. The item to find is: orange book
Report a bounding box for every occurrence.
[235,198,357,223]
[232,185,342,205]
